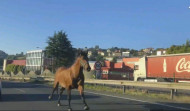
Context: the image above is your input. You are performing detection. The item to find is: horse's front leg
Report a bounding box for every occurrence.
[67,88,72,111]
[78,85,89,110]
[57,87,65,106]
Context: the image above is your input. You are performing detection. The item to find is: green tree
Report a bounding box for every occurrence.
[5,64,24,73]
[130,49,138,57]
[112,56,118,63]
[45,30,75,68]
[89,49,98,61]
[96,55,104,62]
[166,40,190,54]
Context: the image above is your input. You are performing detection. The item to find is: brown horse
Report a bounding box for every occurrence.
[48,50,91,111]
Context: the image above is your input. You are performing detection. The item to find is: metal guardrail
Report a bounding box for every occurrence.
[85,79,190,90]
[85,79,190,99]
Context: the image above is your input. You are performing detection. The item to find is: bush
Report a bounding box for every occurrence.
[5,64,25,73]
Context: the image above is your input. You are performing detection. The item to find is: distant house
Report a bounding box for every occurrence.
[116,58,123,63]
[122,51,130,57]
[107,49,112,56]
[88,51,92,58]
[105,57,114,61]
[98,50,105,56]
[112,50,121,57]
[157,50,166,56]
[143,48,154,54]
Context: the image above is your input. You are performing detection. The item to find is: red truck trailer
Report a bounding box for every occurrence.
[134,53,190,82]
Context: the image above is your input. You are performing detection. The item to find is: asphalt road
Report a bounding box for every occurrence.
[0,81,190,111]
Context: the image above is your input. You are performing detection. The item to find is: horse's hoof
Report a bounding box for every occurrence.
[68,108,72,111]
[84,105,89,110]
[48,96,52,100]
[57,103,61,107]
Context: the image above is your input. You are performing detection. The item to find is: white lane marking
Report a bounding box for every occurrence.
[84,91,190,110]
[15,88,26,93]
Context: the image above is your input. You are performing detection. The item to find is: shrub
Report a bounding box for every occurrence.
[5,64,25,73]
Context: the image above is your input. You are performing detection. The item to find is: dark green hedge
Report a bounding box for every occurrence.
[5,64,25,73]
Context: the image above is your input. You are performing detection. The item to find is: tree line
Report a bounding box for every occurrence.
[166,40,190,54]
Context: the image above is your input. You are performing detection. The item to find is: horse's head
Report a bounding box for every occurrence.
[78,50,91,72]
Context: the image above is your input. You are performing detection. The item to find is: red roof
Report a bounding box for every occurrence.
[103,61,114,68]
[123,58,139,63]
[10,60,26,66]
[114,62,123,68]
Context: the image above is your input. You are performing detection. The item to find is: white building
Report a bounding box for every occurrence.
[26,50,45,73]
[157,50,166,56]
[122,52,130,57]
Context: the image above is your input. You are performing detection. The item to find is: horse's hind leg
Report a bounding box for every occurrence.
[78,85,89,110]
[48,82,59,100]
[57,87,65,106]
[67,88,72,111]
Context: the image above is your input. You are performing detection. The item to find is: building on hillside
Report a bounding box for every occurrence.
[88,51,92,58]
[107,49,112,56]
[98,50,105,56]
[122,52,130,57]
[105,57,114,61]
[116,58,123,62]
[143,48,154,54]
[157,50,166,56]
[112,50,121,57]
[26,50,52,74]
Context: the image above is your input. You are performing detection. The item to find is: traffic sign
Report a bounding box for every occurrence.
[94,61,102,70]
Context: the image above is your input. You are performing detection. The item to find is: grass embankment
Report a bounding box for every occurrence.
[84,84,190,103]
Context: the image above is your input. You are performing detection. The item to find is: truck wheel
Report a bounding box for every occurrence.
[137,78,144,81]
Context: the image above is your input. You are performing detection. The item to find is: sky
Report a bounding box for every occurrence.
[0,0,190,54]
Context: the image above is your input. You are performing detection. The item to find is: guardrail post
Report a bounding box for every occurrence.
[123,85,126,94]
[174,89,177,96]
[171,89,174,99]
